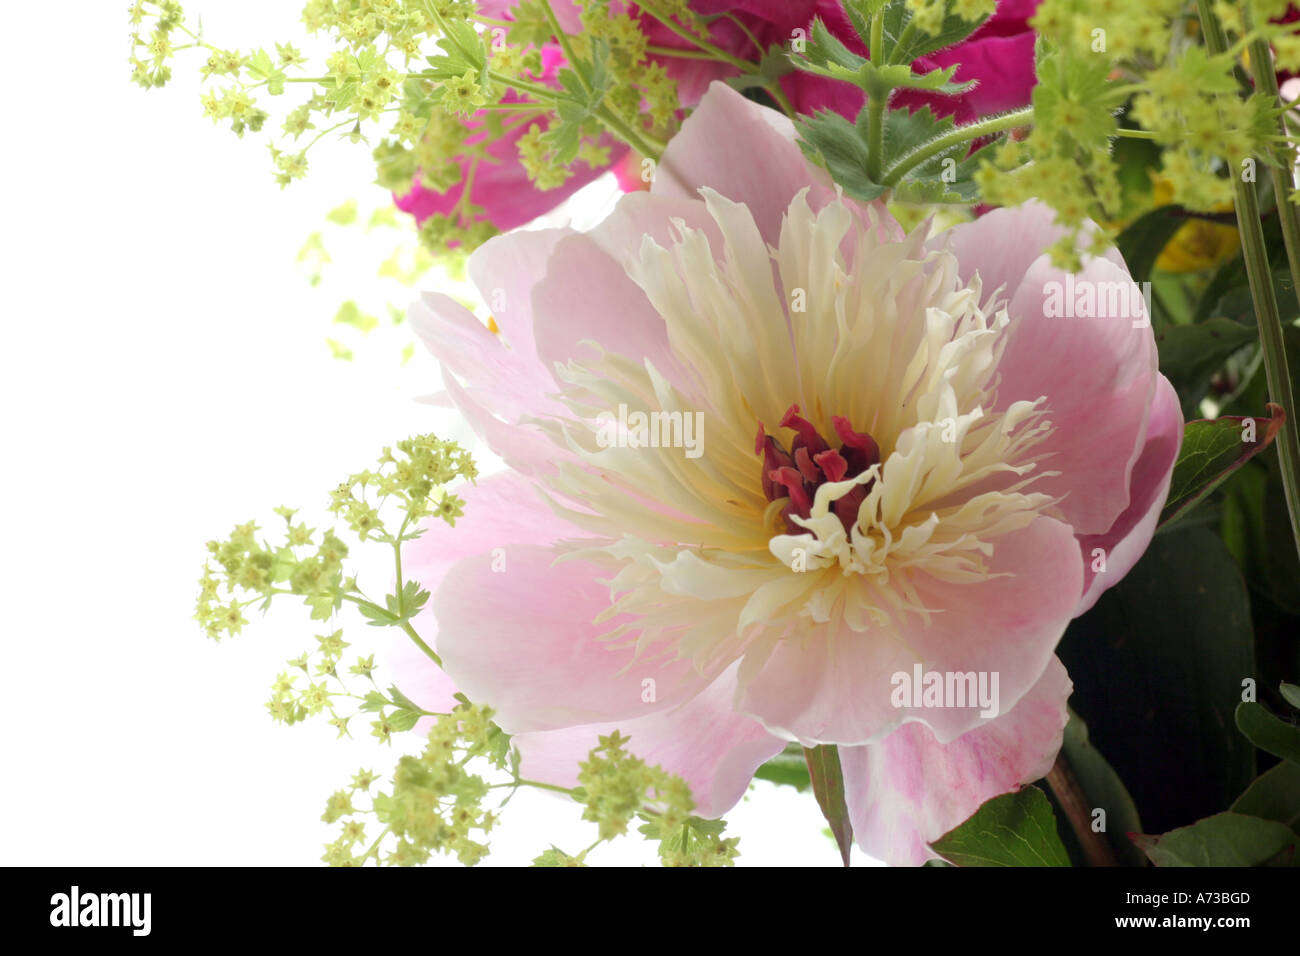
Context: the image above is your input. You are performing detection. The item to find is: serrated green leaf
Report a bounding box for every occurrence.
[387,684,421,713]
[1237,701,1300,766]
[360,690,388,713]
[386,707,422,732]
[1158,409,1285,528]
[1132,812,1298,866]
[930,787,1070,867]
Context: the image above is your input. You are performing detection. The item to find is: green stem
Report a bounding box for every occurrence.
[889,19,918,64]
[1200,0,1300,559]
[882,106,1032,184]
[638,4,757,72]
[595,105,666,159]
[1113,127,1160,140]
[539,0,589,95]
[866,91,886,182]
[340,594,444,668]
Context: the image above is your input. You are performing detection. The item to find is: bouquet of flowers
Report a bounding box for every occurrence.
[137,0,1300,868]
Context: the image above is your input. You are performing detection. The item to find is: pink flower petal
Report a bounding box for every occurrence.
[434,545,716,733]
[394,472,585,714]
[841,655,1072,866]
[735,515,1084,746]
[653,82,841,245]
[513,662,785,817]
[1073,374,1183,614]
[998,256,1159,536]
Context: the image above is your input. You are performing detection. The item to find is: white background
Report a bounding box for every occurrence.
[1,1,870,866]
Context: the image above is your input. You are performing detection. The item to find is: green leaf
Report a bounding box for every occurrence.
[1282,683,1300,710]
[1156,318,1257,418]
[360,690,388,713]
[1112,204,1185,278]
[1157,408,1285,529]
[1057,524,1256,834]
[1236,701,1300,766]
[796,109,884,201]
[386,707,422,732]
[876,2,990,65]
[1231,761,1300,829]
[803,745,854,865]
[1132,812,1298,866]
[753,744,811,791]
[387,684,421,713]
[1059,708,1146,867]
[531,846,585,867]
[930,787,1069,867]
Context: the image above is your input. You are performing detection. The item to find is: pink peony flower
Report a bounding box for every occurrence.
[394,45,630,234]
[783,0,1042,124]
[402,82,1181,864]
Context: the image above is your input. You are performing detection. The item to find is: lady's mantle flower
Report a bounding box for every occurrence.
[401,83,1182,864]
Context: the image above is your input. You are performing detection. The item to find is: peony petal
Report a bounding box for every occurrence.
[937,200,1126,307]
[1073,374,1183,614]
[434,545,715,733]
[841,655,1072,866]
[393,472,584,714]
[735,515,1083,746]
[997,250,1159,535]
[513,662,785,817]
[654,82,840,245]
[529,192,723,395]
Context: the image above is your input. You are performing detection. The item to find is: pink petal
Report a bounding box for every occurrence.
[513,662,785,817]
[841,655,1072,866]
[735,515,1084,746]
[653,82,842,245]
[997,252,1159,536]
[530,192,724,396]
[393,472,584,714]
[1073,374,1183,614]
[434,545,715,733]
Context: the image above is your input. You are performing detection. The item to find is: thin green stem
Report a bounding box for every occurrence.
[882,106,1032,184]
[868,11,884,64]
[638,5,756,72]
[1199,0,1300,559]
[866,92,886,182]
[596,105,666,159]
[539,0,589,95]
[890,19,918,64]
[1114,127,1160,140]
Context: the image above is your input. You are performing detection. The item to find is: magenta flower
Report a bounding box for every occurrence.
[784,0,1042,123]
[400,82,1181,864]
[394,45,630,234]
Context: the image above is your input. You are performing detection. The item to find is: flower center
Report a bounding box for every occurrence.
[757,404,881,534]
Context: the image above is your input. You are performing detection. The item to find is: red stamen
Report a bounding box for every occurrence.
[814,448,849,483]
[780,404,830,455]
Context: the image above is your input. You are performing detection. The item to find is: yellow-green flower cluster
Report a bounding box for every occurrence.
[978,0,1295,269]
[322,703,508,866]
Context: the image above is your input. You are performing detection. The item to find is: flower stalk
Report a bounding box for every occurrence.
[1198,0,1300,562]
